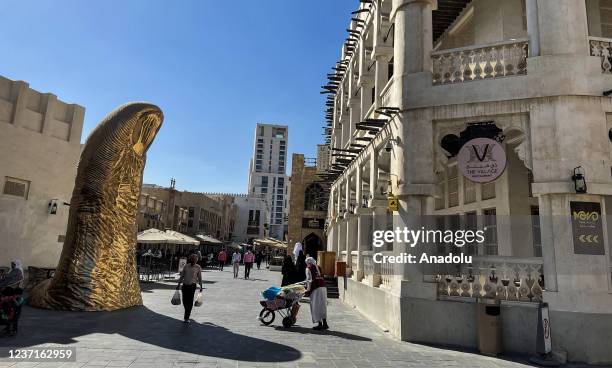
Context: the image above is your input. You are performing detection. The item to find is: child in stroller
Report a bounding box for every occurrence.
[0,287,24,336]
[258,282,306,328]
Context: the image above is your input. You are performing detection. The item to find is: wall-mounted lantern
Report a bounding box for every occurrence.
[361,194,369,208]
[571,166,587,193]
[48,199,58,215]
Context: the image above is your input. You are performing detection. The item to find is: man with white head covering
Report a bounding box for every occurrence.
[0,260,24,289]
[305,257,328,330]
[293,242,303,260]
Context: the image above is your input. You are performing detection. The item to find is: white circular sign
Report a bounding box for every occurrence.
[457,137,506,183]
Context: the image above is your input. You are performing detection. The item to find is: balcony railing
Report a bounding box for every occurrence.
[362,251,374,278]
[589,36,612,73]
[380,251,394,288]
[437,256,544,303]
[432,38,529,85]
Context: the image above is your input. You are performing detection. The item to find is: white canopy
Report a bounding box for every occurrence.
[137,229,199,245]
[196,234,223,245]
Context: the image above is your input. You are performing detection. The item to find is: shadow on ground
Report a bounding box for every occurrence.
[272,325,371,341]
[0,305,301,363]
[140,281,215,293]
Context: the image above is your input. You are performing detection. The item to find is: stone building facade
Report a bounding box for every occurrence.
[231,194,268,244]
[324,0,612,364]
[287,154,328,258]
[0,76,84,268]
[139,184,236,241]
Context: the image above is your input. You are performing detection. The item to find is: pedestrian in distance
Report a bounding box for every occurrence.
[218,248,227,271]
[243,248,255,279]
[176,253,203,323]
[231,249,241,278]
[281,255,296,286]
[0,260,24,289]
[255,250,263,270]
[305,257,328,330]
[293,242,303,261]
[294,250,307,283]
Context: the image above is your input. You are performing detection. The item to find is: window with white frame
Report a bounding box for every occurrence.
[447,165,459,207]
[483,208,498,255]
[435,171,445,210]
[464,177,476,204]
[481,181,496,200]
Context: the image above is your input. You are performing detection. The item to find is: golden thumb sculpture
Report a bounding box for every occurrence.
[29,102,163,311]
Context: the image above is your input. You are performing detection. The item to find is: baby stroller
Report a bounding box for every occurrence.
[258,282,306,328]
[0,287,24,337]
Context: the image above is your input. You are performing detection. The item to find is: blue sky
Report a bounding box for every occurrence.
[0,0,354,193]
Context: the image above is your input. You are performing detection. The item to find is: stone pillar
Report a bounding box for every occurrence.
[345,174,354,273]
[536,0,589,56]
[392,0,435,75]
[355,164,365,280]
[525,0,540,57]
[360,81,373,119]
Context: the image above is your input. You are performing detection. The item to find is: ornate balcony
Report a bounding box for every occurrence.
[436,256,544,303]
[589,37,612,73]
[432,39,529,85]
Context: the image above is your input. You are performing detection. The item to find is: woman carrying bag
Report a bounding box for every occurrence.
[176,253,203,323]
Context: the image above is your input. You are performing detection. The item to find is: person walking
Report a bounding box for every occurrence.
[218,249,227,271]
[255,250,263,270]
[293,242,303,260]
[0,260,24,289]
[176,253,203,323]
[231,249,241,278]
[294,251,307,283]
[243,248,255,279]
[281,255,296,286]
[305,257,328,330]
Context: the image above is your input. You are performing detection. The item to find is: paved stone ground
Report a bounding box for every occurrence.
[0,266,588,367]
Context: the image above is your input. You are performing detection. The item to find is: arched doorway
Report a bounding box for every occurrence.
[302,233,323,259]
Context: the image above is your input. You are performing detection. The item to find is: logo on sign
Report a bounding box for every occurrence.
[457,137,507,183]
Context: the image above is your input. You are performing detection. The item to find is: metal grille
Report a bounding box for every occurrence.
[3,178,28,198]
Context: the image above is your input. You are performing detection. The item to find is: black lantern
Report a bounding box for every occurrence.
[361,194,369,208]
[48,200,58,215]
[571,166,587,193]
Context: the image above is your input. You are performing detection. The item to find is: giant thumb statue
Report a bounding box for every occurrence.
[29,102,164,311]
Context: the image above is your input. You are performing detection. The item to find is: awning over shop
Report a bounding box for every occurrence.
[137,229,199,245]
[253,238,288,250]
[225,242,244,250]
[195,234,223,245]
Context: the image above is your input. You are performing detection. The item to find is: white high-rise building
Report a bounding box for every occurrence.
[247,123,288,240]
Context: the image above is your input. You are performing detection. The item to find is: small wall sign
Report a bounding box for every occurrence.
[570,201,605,255]
[457,137,507,183]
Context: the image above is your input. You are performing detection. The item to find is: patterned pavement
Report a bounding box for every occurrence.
[0,266,569,367]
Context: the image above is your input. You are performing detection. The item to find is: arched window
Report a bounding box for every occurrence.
[304,183,327,211]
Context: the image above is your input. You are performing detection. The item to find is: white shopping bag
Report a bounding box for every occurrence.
[194,292,203,307]
[171,290,181,305]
